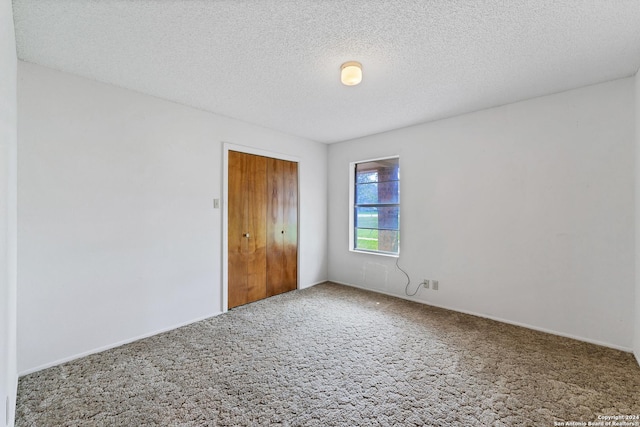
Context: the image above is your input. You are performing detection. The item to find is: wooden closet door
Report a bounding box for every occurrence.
[266,158,298,297]
[281,160,298,293]
[228,151,267,309]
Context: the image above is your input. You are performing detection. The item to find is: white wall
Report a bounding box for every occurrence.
[635,69,640,364]
[17,61,328,374]
[0,0,18,425]
[329,78,635,351]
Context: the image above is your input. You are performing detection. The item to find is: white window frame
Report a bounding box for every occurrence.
[349,155,400,257]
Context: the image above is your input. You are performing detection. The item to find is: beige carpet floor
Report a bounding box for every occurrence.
[16,282,640,426]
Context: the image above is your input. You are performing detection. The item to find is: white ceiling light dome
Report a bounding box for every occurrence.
[341,61,362,86]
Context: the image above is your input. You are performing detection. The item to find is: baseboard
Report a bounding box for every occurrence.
[299,279,330,289]
[20,282,331,376]
[330,280,634,354]
[6,371,17,427]
[19,312,223,376]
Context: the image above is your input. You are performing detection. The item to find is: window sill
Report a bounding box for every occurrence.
[350,249,399,258]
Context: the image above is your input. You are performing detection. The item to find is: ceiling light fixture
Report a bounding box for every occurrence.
[341,61,362,86]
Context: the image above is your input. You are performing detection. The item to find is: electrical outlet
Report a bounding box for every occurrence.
[432,280,439,290]
[422,279,430,288]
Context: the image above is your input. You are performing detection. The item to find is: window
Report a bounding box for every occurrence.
[350,156,400,256]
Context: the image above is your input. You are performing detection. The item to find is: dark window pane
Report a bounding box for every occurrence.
[355,206,398,230]
[377,181,399,204]
[356,170,378,184]
[355,183,377,204]
[377,229,399,253]
[377,206,399,230]
[355,207,378,228]
[355,229,399,253]
[356,158,398,174]
[355,228,378,251]
[355,181,399,204]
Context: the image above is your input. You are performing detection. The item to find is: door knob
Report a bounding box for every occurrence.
[243,233,250,238]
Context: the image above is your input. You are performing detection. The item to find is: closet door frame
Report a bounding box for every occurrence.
[222,143,300,312]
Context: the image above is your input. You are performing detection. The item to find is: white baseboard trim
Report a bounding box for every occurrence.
[21,281,330,376]
[330,280,634,354]
[21,280,635,376]
[19,311,223,376]
[299,279,330,289]
[6,370,18,427]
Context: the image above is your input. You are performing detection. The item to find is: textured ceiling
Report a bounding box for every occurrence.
[12,0,640,143]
